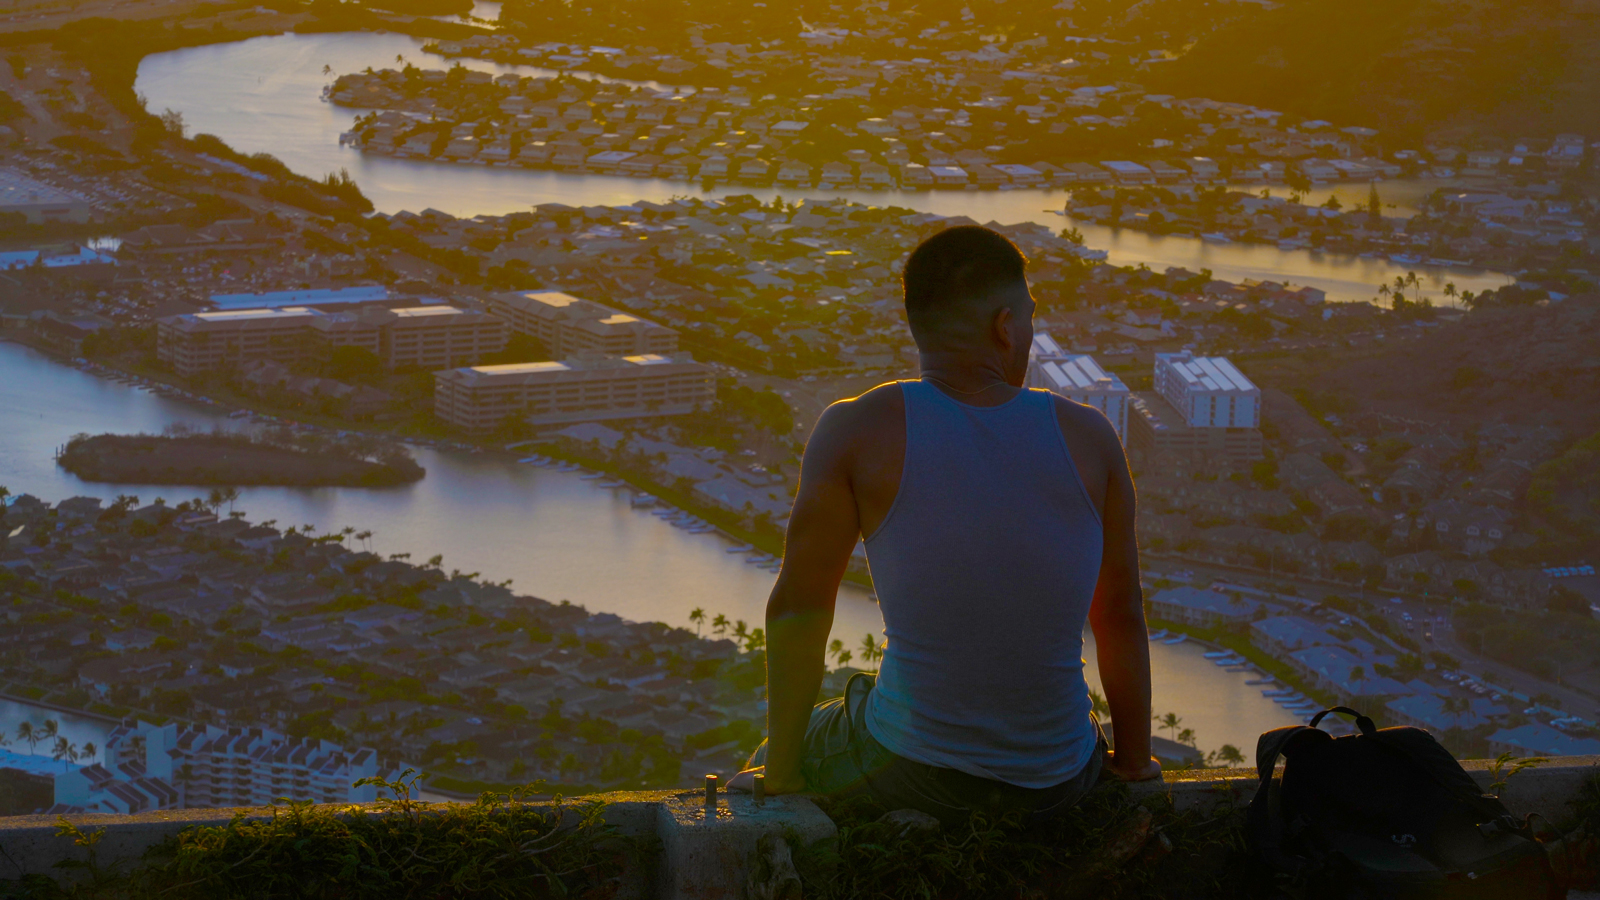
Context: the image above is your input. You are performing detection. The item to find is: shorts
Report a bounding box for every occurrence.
[747,672,1109,828]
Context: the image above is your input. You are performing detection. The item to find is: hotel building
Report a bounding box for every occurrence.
[54,719,406,812]
[1129,351,1263,464]
[486,291,678,357]
[157,306,506,377]
[1024,333,1130,439]
[434,353,714,432]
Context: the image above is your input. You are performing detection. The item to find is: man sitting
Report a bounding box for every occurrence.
[730,225,1160,823]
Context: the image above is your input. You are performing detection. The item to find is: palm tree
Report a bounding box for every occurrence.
[16,722,37,755]
[39,720,57,747]
[711,614,729,637]
[1177,728,1196,747]
[1211,744,1246,767]
[1156,712,1182,742]
[834,649,853,668]
[745,628,766,653]
[732,620,749,646]
[356,530,373,552]
[51,737,78,771]
[828,638,846,666]
[688,607,706,636]
[80,741,97,763]
[858,634,882,670]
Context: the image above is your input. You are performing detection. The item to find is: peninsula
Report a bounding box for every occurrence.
[57,433,425,487]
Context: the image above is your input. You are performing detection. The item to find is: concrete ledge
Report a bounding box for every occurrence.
[2,759,1595,896]
[1136,756,1600,821]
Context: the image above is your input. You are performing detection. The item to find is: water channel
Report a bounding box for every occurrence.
[133,31,1512,304]
[1,341,1300,761]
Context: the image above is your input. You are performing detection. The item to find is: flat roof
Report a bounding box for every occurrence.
[1160,352,1257,393]
[1041,355,1128,393]
[504,290,586,309]
[210,286,389,310]
[187,307,321,322]
[391,306,467,318]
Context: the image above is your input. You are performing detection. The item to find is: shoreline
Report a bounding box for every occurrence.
[2,335,817,586]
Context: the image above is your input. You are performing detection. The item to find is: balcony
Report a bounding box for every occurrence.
[4,757,1595,898]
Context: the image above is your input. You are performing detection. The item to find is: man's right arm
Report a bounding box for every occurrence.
[1086,421,1160,781]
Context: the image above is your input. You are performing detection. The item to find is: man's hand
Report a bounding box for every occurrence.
[726,765,807,795]
[1102,751,1162,782]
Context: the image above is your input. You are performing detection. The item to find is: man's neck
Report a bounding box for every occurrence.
[918,352,1019,405]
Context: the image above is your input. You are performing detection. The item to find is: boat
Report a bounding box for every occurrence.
[1161,635,1187,645]
[1262,689,1294,697]
[1202,650,1233,659]
[1389,253,1423,265]
[630,494,658,508]
[725,544,753,553]
[1200,232,1232,244]
[517,457,543,464]
[579,472,605,480]
[597,480,624,488]
[1147,629,1169,641]
[1210,656,1246,667]
[1245,678,1275,686]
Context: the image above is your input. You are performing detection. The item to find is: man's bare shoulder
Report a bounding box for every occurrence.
[810,382,906,452]
[1046,392,1121,452]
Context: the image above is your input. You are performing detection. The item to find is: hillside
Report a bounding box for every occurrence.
[1294,295,1600,433]
[1149,0,1600,143]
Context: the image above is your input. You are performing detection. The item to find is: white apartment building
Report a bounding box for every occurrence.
[310,305,507,371]
[1154,350,1260,429]
[1025,333,1130,439]
[157,305,506,377]
[435,352,714,432]
[55,719,406,812]
[487,291,678,357]
[157,307,321,376]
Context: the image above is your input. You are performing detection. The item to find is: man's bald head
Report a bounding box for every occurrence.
[902,226,1029,347]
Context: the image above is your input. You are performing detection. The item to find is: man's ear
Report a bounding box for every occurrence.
[991,304,1015,353]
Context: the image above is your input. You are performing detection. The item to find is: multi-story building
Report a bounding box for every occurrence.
[55,719,408,812]
[1154,351,1260,429]
[158,306,506,377]
[434,353,714,432]
[158,307,322,376]
[1128,391,1264,464]
[310,306,507,371]
[1024,333,1130,439]
[487,291,677,357]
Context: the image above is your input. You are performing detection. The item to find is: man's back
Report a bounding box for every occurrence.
[858,381,1106,787]
[737,225,1157,813]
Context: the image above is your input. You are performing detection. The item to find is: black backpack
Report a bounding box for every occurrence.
[1246,706,1561,900]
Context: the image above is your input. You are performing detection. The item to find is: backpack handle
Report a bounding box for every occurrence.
[1308,706,1377,735]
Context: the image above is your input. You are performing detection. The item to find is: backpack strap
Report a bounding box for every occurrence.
[1247,724,1315,873]
[1307,706,1378,735]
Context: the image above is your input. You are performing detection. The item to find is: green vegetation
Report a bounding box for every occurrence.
[1153,0,1600,143]
[6,774,642,899]
[1454,602,1600,685]
[797,783,1250,900]
[1528,430,1600,541]
[58,431,425,488]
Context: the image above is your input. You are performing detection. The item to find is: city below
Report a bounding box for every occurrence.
[0,0,1597,894]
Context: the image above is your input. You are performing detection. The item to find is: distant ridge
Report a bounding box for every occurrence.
[1148,0,1600,143]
